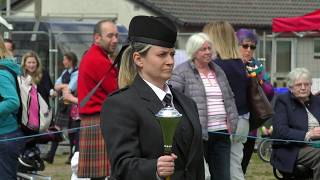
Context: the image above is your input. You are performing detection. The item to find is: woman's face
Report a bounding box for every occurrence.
[239,39,256,63]
[135,45,175,87]
[63,56,72,69]
[290,78,312,101]
[193,41,213,64]
[24,57,38,74]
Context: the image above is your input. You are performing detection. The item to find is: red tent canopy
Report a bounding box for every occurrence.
[272,9,320,33]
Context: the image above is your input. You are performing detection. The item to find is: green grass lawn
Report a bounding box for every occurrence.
[40,153,274,179]
[41,154,72,179]
[245,153,274,180]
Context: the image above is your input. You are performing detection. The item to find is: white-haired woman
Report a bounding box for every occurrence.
[169,32,238,180]
[271,68,320,180]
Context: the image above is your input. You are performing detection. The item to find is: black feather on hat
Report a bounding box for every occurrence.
[113,16,177,68]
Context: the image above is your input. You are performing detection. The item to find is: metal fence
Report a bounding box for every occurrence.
[8,29,320,96]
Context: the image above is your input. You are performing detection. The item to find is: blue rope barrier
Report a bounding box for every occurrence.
[213,131,317,145]
[0,124,99,143]
[0,125,318,146]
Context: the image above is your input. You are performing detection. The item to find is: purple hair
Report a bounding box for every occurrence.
[236,28,258,45]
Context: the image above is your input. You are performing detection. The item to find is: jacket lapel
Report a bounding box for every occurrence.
[131,75,164,116]
[171,88,200,167]
[132,76,201,167]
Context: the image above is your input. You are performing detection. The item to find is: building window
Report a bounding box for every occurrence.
[258,40,272,72]
[276,41,291,73]
[314,39,320,59]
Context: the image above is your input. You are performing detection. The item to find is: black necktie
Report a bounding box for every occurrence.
[163,93,172,107]
[62,70,71,84]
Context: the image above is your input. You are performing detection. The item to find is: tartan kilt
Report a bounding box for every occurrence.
[54,102,71,129]
[78,114,110,178]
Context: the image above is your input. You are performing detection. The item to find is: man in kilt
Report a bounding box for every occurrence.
[77,20,119,179]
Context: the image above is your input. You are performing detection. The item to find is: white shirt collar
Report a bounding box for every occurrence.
[67,68,74,73]
[143,79,172,102]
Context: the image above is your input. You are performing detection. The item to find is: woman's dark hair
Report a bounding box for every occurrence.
[64,51,78,67]
[4,38,15,50]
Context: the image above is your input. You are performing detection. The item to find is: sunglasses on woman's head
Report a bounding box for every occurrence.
[241,44,256,50]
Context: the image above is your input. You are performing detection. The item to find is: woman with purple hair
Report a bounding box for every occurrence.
[236,28,274,173]
[236,28,274,99]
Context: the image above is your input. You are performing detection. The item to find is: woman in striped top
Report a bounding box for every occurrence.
[169,33,239,180]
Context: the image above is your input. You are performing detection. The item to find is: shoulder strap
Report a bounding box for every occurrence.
[0,65,17,77]
[0,65,19,91]
[80,75,106,108]
[0,65,22,123]
[80,63,115,108]
[79,52,118,108]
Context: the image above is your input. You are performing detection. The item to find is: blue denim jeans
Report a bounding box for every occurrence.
[204,130,231,180]
[0,129,26,179]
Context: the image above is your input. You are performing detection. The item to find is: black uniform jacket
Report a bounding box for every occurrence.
[101,75,204,180]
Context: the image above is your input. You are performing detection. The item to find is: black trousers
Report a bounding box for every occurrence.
[241,137,256,174]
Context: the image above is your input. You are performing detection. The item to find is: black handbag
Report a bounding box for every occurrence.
[247,77,274,131]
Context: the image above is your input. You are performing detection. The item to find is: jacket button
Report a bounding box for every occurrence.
[185,167,188,171]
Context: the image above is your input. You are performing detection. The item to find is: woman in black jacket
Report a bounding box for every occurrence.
[20,51,55,151]
[21,51,54,105]
[271,68,320,180]
[100,15,205,180]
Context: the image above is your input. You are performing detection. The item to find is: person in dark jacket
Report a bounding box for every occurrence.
[236,28,274,174]
[271,68,320,180]
[20,51,55,156]
[101,15,205,180]
[20,51,54,106]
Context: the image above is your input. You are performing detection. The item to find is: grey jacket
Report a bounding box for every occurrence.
[169,60,239,140]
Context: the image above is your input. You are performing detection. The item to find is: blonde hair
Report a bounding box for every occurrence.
[21,51,43,84]
[118,42,152,88]
[0,35,12,59]
[203,21,240,59]
[185,32,212,60]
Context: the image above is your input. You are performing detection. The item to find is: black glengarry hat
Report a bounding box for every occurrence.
[113,16,177,68]
[128,16,177,48]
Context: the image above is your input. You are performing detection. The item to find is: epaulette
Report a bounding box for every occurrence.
[109,86,129,96]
